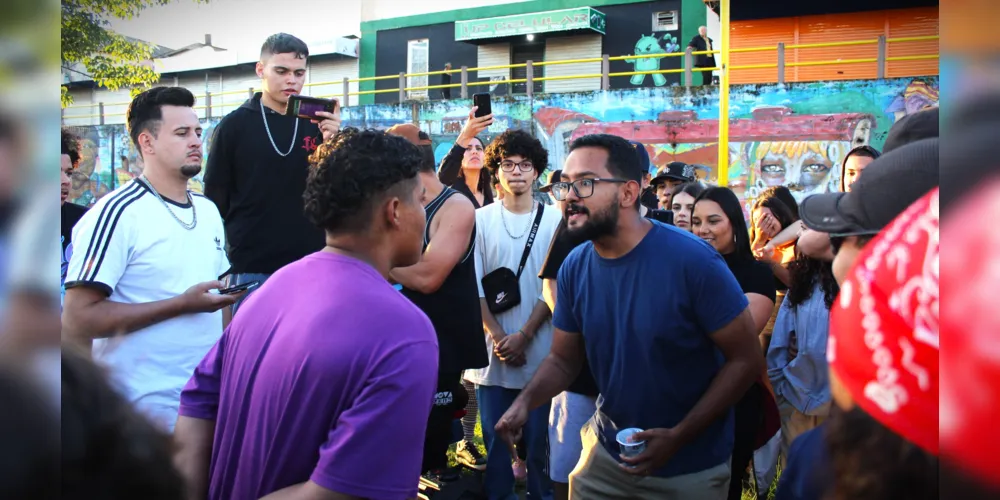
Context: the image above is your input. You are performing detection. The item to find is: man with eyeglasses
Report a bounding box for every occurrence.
[466,129,560,500]
[496,134,761,499]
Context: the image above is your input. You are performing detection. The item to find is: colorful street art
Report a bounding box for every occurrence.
[66,77,937,219]
[65,121,218,206]
[624,34,681,87]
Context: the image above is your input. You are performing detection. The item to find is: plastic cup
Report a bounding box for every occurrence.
[616,427,646,459]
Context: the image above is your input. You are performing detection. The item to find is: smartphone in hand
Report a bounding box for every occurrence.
[285,95,338,120]
[218,281,260,295]
[473,93,492,118]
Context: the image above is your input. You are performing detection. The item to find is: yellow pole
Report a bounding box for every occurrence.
[717,0,731,186]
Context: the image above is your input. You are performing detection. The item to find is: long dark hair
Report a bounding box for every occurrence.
[824,406,938,500]
[759,185,799,219]
[785,253,839,308]
[458,136,491,194]
[670,181,707,204]
[749,193,797,245]
[840,145,881,191]
[694,186,753,260]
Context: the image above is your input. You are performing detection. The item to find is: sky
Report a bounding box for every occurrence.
[107,0,361,53]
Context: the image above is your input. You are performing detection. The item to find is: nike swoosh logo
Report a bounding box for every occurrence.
[496,292,506,304]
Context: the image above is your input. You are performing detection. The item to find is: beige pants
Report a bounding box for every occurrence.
[568,421,730,500]
[778,399,829,467]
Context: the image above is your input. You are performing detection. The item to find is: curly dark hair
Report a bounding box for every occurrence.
[126,86,196,152]
[304,128,423,234]
[785,253,839,308]
[62,128,81,169]
[824,406,938,500]
[61,345,185,499]
[483,129,548,177]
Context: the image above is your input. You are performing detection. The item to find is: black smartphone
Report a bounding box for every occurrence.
[219,281,259,295]
[473,93,492,118]
[285,95,338,120]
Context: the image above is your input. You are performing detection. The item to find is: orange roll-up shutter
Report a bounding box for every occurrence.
[886,7,940,78]
[730,8,938,84]
[730,19,794,84]
[794,12,883,82]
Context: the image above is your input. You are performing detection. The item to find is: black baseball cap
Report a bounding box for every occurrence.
[650,161,695,186]
[883,107,938,153]
[539,169,563,193]
[800,137,939,235]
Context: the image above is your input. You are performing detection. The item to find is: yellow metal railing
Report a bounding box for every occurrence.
[62,34,939,128]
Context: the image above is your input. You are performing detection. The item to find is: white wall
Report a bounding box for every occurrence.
[706,6,721,46]
[62,56,359,126]
[361,0,532,22]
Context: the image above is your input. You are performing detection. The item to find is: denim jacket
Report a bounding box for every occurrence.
[766,283,832,415]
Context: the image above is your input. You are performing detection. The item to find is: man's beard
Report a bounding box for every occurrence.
[180,164,202,178]
[564,199,619,242]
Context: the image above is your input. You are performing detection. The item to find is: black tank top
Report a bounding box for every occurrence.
[401,187,489,373]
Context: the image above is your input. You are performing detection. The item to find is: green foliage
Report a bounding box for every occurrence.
[61,0,208,106]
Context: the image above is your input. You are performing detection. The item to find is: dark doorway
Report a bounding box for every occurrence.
[510,41,543,95]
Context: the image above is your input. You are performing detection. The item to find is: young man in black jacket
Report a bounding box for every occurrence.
[204,33,341,313]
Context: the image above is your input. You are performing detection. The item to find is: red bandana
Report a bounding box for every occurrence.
[940,178,1000,488]
[828,187,938,456]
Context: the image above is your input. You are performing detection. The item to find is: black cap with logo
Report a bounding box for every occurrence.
[799,138,939,235]
[650,161,696,186]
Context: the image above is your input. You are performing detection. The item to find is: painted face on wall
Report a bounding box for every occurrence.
[749,140,842,202]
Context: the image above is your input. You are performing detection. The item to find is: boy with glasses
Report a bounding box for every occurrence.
[467,129,560,500]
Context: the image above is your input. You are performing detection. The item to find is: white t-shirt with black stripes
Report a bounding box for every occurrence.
[65,178,230,431]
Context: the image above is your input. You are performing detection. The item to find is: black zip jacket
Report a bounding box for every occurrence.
[203,93,325,275]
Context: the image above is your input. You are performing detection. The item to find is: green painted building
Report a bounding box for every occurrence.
[359,0,708,104]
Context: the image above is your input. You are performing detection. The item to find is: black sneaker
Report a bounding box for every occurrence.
[455,441,487,471]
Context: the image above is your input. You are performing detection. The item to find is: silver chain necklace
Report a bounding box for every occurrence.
[499,201,535,239]
[260,99,299,157]
[140,175,197,230]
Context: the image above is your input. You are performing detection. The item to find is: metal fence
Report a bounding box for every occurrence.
[61,34,938,125]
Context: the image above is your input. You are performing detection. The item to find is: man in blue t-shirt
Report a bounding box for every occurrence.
[496,134,763,499]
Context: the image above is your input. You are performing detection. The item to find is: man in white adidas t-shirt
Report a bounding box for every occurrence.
[63,87,237,431]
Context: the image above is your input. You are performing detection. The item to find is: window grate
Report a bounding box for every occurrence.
[653,11,678,32]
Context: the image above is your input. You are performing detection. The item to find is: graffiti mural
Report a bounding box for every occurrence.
[66,77,937,216]
[624,34,681,87]
[65,120,219,206]
[532,77,938,214]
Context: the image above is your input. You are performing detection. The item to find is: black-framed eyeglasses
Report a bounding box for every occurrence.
[550,178,628,201]
[499,160,535,172]
[829,229,880,255]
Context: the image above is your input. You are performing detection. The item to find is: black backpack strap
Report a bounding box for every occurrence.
[515,203,545,279]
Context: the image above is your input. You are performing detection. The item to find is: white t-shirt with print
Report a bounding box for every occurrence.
[65,178,230,431]
[465,201,560,390]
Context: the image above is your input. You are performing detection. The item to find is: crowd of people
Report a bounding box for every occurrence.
[46,31,995,500]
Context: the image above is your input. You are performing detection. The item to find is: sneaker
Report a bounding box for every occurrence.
[425,466,460,483]
[456,441,487,471]
[512,458,527,483]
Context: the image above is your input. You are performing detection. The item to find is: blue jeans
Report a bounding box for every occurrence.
[477,384,553,500]
[229,272,270,316]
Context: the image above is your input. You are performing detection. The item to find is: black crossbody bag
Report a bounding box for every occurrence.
[481,204,545,314]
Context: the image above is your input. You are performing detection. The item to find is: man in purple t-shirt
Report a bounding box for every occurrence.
[173,128,438,500]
